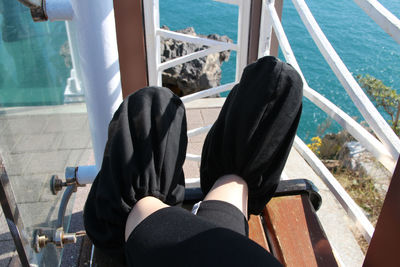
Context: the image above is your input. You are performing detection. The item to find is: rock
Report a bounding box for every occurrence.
[160,26,232,96]
[320,131,353,159]
[339,141,391,195]
[322,159,341,171]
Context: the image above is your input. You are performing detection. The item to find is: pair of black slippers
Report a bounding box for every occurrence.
[84,56,303,260]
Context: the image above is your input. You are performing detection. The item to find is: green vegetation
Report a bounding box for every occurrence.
[357,74,400,136]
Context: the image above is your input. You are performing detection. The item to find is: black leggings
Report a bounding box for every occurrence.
[125,200,282,267]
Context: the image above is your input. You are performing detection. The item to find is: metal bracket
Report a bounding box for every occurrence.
[50,167,86,195]
[32,166,88,253]
[33,228,86,252]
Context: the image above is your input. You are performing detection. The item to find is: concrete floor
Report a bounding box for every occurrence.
[0,99,364,266]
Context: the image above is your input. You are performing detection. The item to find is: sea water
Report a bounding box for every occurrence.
[160,0,400,141]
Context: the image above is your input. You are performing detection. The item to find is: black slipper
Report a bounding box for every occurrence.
[84,87,188,262]
[200,56,303,215]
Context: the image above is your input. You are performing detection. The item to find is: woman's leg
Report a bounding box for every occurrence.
[125,197,169,241]
[124,174,248,241]
[124,202,281,267]
[203,174,248,219]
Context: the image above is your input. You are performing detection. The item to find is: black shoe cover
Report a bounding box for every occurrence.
[200,56,303,215]
[84,87,188,262]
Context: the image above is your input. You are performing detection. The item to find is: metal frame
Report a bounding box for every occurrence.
[0,156,31,267]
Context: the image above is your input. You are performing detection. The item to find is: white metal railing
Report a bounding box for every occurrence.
[292,0,400,160]
[353,0,400,45]
[143,0,251,166]
[258,0,400,243]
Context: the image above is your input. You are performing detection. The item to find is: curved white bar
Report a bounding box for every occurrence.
[157,29,238,50]
[45,0,74,21]
[76,165,98,184]
[186,154,201,162]
[185,178,201,187]
[187,125,213,137]
[181,83,235,104]
[158,46,229,72]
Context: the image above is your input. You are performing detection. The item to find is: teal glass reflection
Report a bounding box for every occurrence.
[0,0,70,107]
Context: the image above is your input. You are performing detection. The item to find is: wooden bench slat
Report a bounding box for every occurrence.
[248,214,270,252]
[263,195,338,267]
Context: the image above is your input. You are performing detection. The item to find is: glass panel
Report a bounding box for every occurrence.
[0,1,92,266]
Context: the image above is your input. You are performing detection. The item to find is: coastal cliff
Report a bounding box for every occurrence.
[160,26,232,96]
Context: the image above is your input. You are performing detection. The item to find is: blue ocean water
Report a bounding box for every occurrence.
[160,0,400,141]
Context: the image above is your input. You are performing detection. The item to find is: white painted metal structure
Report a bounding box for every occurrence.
[45,0,123,170]
[257,0,400,242]
[143,0,250,86]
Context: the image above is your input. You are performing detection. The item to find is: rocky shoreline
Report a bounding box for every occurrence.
[160,26,232,96]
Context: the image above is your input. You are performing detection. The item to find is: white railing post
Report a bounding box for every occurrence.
[143,0,162,86]
[258,0,274,57]
[236,0,251,81]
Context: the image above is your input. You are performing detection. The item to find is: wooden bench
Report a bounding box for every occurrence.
[249,195,338,266]
[82,179,338,266]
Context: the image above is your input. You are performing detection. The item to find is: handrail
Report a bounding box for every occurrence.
[187,125,213,137]
[181,83,235,104]
[158,46,229,72]
[353,0,400,45]
[291,0,400,160]
[157,29,238,50]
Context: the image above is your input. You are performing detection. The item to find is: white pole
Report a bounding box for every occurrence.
[235,0,251,81]
[258,0,274,57]
[68,0,123,169]
[143,0,162,86]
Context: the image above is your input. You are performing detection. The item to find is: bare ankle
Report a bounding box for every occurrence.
[204,174,248,219]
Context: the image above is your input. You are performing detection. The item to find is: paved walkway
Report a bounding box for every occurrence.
[0,100,364,266]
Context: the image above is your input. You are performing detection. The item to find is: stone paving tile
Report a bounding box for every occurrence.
[59,132,91,150]
[1,153,32,176]
[13,133,63,153]
[2,116,47,135]
[186,109,203,125]
[183,160,200,178]
[200,108,220,124]
[43,114,88,133]
[66,148,93,167]
[189,133,207,144]
[0,135,21,154]
[187,142,203,155]
[9,174,47,204]
[26,150,71,174]
[0,241,16,267]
